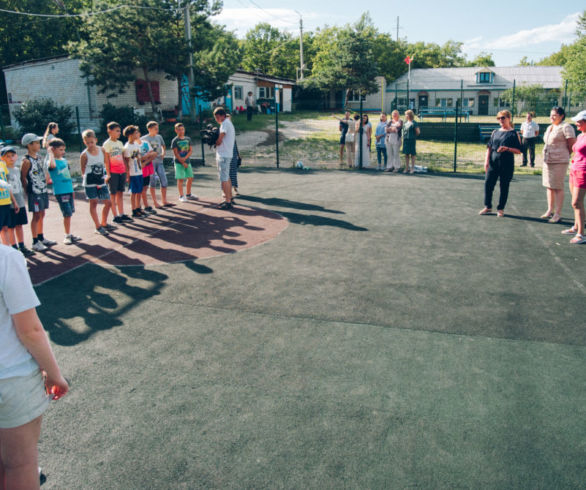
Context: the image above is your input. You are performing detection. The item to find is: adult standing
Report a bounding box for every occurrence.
[479,110,522,217]
[213,107,235,210]
[0,245,68,488]
[402,110,420,174]
[375,113,388,171]
[385,110,403,172]
[541,107,576,223]
[355,114,371,168]
[345,115,357,167]
[562,110,586,244]
[333,111,352,165]
[245,91,255,122]
[519,112,539,167]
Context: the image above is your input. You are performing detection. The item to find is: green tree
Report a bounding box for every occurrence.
[408,40,465,69]
[562,11,586,96]
[500,84,559,116]
[372,34,409,82]
[241,23,293,76]
[465,52,495,67]
[304,14,379,103]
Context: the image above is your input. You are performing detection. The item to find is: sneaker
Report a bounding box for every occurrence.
[19,246,36,257]
[113,216,123,224]
[144,206,157,215]
[132,210,141,218]
[121,214,134,222]
[32,241,48,252]
[63,235,73,245]
[41,238,57,246]
[95,226,109,236]
[217,201,233,210]
[179,195,188,202]
[71,235,82,242]
[186,194,198,201]
[104,223,118,231]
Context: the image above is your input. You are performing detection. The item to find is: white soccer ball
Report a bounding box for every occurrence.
[295,161,304,169]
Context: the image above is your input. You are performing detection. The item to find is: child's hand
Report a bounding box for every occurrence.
[126,175,130,183]
[46,177,53,185]
[44,373,69,401]
[183,162,188,169]
[14,203,19,214]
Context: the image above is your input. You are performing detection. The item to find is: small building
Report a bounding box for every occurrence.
[383,66,565,116]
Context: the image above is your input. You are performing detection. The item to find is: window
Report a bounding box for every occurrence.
[398,98,407,107]
[234,86,243,100]
[135,80,160,104]
[476,72,493,84]
[348,90,366,102]
[258,86,275,99]
[447,98,453,107]
[468,98,475,108]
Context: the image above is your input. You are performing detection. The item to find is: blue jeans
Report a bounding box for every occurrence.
[376,146,387,166]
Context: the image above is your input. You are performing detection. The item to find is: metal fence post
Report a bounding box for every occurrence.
[453,99,459,173]
[199,105,205,165]
[275,86,280,169]
[359,96,363,169]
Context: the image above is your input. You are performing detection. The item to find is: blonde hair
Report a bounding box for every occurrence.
[405,110,415,120]
[497,110,511,119]
[391,110,400,118]
[82,129,96,140]
[43,122,58,148]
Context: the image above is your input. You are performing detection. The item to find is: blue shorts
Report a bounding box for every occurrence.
[28,192,49,213]
[129,175,143,194]
[217,156,231,182]
[85,185,110,201]
[56,193,75,217]
[150,162,168,188]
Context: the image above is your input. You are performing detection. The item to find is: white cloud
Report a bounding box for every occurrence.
[213,8,304,37]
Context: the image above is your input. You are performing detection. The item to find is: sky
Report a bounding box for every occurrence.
[214,0,584,67]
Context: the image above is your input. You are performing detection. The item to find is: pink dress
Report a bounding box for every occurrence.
[570,133,586,189]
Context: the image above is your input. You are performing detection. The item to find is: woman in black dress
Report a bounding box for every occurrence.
[479,110,522,217]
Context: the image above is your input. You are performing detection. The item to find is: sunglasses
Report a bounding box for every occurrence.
[496,116,507,121]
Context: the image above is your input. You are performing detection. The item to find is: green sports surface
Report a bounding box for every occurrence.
[36,167,586,488]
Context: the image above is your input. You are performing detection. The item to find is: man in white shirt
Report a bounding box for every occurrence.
[519,112,540,167]
[245,91,255,121]
[213,107,235,209]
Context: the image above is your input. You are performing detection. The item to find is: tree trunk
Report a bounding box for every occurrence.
[142,66,158,120]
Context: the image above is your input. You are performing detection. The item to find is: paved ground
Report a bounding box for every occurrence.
[29,165,586,489]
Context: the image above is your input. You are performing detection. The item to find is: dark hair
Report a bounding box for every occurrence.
[362,114,369,123]
[551,107,566,120]
[123,125,138,138]
[213,107,227,118]
[107,121,121,131]
[353,114,360,120]
[48,138,65,148]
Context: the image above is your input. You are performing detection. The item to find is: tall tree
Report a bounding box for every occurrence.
[464,52,495,67]
[562,10,586,96]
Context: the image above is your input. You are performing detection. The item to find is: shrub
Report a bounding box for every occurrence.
[13,98,75,137]
[100,103,149,133]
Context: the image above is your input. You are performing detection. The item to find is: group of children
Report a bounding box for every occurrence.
[0,120,202,258]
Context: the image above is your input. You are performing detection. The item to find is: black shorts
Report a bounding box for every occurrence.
[142,175,150,187]
[109,172,126,194]
[0,204,12,228]
[10,206,28,227]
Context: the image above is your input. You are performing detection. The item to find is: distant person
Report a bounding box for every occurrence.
[80,130,114,236]
[375,113,388,171]
[562,110,586,244]
[345,114,356,167]
[402,110,420,174]
[171,123,196,202]
[245,91,256,121]
[0,151,19,248]
[519,112,539,167]
[333,111,352,165]
[479,110,522,217]
[0,244,69,489]
[355,114,371,168]
[47,139,82,245]
[385,110,403,172]
[540,107,576,223]
[213,107,235,209]
[142,121,172,207]
[42,122,59,149]
[20,133,57,251]
[103,122,132,224]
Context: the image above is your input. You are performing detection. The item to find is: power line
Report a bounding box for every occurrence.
[0,5,170,19]
[245,0,297,26]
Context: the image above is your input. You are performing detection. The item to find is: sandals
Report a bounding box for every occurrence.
[497,210,505,218]
[548,213,561,224]
[570,234,586,244]
[478,208,492,215]
[540,211,553,219]
[561,226,577,235]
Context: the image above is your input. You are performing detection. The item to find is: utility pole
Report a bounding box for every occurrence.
[396,17,399,42]
[295,11,305,81]
[184,4,196,119]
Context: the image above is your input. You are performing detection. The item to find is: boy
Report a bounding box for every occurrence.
[138,135,157,215]
[47,139,81,245]
[0,147,20,248]
[142,121,172,207]
[123,125,156,218]
[171,123,196,202]
[20,133,57,251]
[81,129,114,235]
[0,146,35,256]
[103,122,132,223]
[213,107,235,209]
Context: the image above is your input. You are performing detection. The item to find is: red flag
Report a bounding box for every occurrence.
[404,56,412,65]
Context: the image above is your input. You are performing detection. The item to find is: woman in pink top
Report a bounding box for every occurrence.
[563,111,586,244]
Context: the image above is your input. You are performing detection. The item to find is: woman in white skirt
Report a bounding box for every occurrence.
[355,114,371,168]
[385,110,403,172]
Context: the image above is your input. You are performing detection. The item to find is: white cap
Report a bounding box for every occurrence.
[571,110,586,123]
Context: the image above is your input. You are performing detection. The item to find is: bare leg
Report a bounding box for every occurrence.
[149,187,161,208]
[110,193,118,216]
[116,192,124,215]
[545,188,554,215]
[554,188,564,215]
[0,227,9,245]
[222,180,232,202]
[15,225,24,243]
[141,187,149,208]
[186,177,193,196]
[89,200,100,228]
[339,144,344,163]
[0,415,43,490]
[30,212,41,239]
[177,179,184,197]
[100,201,112,227]
[572,188,586,236]
[161,187,169,205]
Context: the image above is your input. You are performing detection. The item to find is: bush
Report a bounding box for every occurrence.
[100,103,149,133]
[13,98,75,137]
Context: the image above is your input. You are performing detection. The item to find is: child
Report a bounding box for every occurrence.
[47,139,81,245]
[20,133,57,252]
[103,122,132,224]
[171,123,196,202]
[138,134,158,215]
[81,129,115,235]
[42,122,59,149]
[0,146,35,256]
[123,125,156,218]
[0,148,20,248]
[141,121,172,207]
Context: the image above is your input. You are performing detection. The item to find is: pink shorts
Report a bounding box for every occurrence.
[569,167,586,190]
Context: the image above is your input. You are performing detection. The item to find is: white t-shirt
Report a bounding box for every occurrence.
[124,142,143,177]
[0,245,41,379]
[520,120,539,138]
[216,118,235,160]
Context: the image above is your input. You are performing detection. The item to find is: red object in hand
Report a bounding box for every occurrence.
[50,385,66,400]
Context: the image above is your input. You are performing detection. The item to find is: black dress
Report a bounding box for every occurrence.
[484,129,522,210]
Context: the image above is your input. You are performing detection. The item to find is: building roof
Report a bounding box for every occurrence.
[387,66,563,91]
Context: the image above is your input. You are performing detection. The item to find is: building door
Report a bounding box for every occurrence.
[418,94,428,109]
[478,95,489,115]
